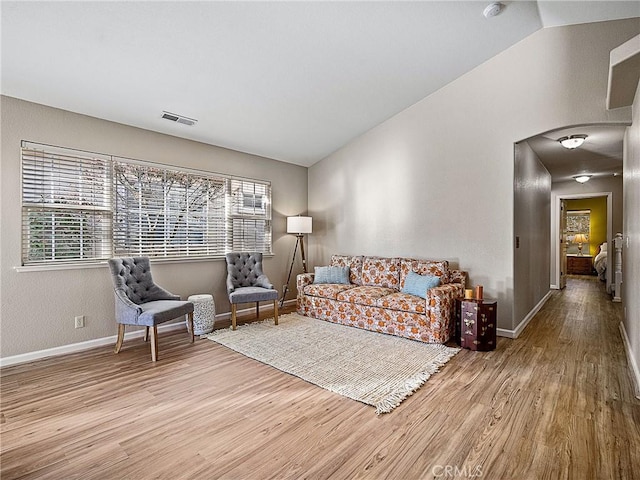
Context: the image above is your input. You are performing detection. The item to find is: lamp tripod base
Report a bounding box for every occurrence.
[280,235,307,308]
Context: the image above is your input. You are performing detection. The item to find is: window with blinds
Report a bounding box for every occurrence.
[227,179,272,252]
[21,144,112,265]
[113,161,228,258]
[20,142,272,266]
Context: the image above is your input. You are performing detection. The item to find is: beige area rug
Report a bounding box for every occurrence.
[207,313,460,414]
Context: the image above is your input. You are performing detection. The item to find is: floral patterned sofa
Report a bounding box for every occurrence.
[297,255,467,344]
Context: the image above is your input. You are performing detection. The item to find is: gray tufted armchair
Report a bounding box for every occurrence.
[225,252,279,330]
[108,257,194,361]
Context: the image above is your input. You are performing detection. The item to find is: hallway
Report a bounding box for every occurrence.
[519,274,634,408]
[509,274,639,477]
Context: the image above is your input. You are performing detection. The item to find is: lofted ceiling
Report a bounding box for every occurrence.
[1,1,639,168]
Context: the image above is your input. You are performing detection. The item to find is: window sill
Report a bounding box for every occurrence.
[14,253,274,273]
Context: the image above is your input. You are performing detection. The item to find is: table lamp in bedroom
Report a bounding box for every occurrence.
[573,233,588,256]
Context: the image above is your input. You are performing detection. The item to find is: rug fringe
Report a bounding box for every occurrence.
[375,350,459,414]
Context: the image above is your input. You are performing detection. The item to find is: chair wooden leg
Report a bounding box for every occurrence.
[256,302,259,319]
[231,304,237,330]
[188,312,194,343]
[114,324,125,353]
[273,300,279,325]
[150,326,158,362]
[143,326,150,342]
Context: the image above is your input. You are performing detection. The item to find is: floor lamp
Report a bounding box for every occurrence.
[281,216,312,307]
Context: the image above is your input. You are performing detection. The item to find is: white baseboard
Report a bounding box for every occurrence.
[0,299,297,368]
[619,321,640,400]
[496,290,553,339]
[0,321,186,368]
[496,328,516,339]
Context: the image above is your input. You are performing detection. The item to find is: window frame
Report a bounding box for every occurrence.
[20,141,273,268]
[21,144,113,266]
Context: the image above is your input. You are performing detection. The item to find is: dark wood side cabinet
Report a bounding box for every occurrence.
[455,299,497,351]
[566,254,594,275]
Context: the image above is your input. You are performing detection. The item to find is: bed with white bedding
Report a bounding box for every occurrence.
[594,242,607,281]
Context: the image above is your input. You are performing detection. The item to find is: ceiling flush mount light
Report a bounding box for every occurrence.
[483,2,504,18]
[574,175,592,183]
[558,134,587,149]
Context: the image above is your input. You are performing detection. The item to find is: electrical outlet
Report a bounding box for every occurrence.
[74,315,85,328]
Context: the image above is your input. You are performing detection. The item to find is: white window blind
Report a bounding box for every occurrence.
[113,161,227,258]
[227,179,272,252]
[21,144,112,265]
[20,142,272,266]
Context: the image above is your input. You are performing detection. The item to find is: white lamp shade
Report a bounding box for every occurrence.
[287,216,312,234]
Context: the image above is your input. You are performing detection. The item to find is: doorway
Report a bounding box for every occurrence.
[551,192,612,293]
[513,124,625,334]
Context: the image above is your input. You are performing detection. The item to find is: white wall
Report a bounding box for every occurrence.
[308,19,638,331]
[622,80,640,397]
[514,141,551,328]
[0,96,308,359]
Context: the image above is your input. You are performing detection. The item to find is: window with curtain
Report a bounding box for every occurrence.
[21,142,272,266]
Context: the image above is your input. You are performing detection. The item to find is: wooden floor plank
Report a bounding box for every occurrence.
[1,277,639,479]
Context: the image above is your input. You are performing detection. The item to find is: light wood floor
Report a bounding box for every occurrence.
[2,277,639,479]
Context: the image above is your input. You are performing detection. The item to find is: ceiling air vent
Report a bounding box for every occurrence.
[161,111,197,126]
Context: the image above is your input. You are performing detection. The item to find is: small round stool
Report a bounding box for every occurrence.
[187,294,216,335]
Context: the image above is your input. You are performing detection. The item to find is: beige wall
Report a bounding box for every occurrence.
[0,96,308,359]
[622,80,640,397]
[514,141,551,328]
[308,19,638,331]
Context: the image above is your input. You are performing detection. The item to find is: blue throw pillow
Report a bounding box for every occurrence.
[313,266,350,284]
[401,271,441,299]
